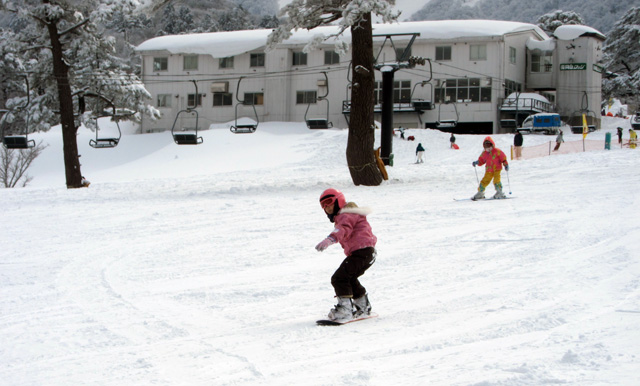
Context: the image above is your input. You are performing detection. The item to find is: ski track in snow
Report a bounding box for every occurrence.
[1,119,639,385]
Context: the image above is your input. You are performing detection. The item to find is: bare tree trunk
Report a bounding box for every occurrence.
[46,20,84,189]
[347,13,383,186]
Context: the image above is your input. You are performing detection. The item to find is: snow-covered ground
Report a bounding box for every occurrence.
[1,116,639,385]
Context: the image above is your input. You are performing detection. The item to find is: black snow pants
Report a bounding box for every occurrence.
[331,247,376,298]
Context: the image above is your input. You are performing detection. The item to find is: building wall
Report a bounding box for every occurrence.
[138,26,601,135]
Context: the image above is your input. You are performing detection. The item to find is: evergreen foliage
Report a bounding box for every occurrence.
[602,7,640,105]
[409,0,637,34]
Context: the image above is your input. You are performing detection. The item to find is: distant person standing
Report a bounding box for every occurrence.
[399,126,405,140]
[617,127,623,145]
[450,133,456,148]
[513,131,523,159]
[630,128,637,149]
[553,131,564,151]
[415,142,425,163]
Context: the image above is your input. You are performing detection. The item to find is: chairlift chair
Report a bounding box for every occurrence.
[569,91,598,134]
[569,109,597,134]
[89,108,122,149]
[436,101,459,129]
[2,77,36,149]
[305,72,333,129]
[171,80,203,144]
[411,81,434,112]
[171,109,203,144]
[230,77,259,134]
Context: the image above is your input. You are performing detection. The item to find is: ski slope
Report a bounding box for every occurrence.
[1,117,639,385]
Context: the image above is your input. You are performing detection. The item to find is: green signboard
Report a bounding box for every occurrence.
[560,63,587,71]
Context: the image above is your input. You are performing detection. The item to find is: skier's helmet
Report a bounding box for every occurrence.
[319,188,346,210]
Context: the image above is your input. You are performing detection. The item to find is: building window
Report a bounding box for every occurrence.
[250,53,265,67]
[219,56,234,69]
[293,52,307,66]
[469,44,487,61]
[435,78,491,103]
[509,47,516,64]
[187,93,203,108]
[435,46,451,61]
[213,93,233,106]
[157,94,172,108]
[394,80,412,103]
[531,53,553,73]
[183,55,198,71]
[373,81,411,104]
[153,57,168,71]
[504,79,522,98]
[324,50,340,65]
[244,92,264,105]
[296,90,317,104]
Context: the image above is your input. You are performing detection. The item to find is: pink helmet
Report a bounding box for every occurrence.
[319,188,346,210]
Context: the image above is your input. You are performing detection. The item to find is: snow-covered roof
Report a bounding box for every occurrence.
[553,25,605,41]
[526,37,556,53]
[505,92,551,103]
[135,20,548,59]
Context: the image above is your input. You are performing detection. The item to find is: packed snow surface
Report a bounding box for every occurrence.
[1,117,639,385]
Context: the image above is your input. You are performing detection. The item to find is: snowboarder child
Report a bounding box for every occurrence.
[315,188,377,321]
[472,136,509,200]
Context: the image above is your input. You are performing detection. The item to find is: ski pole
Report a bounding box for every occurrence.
[473,164,479,184]
[507,169,512,195]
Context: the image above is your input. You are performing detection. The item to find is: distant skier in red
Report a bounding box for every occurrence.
[315,188,377,322]
[471,136,509,200]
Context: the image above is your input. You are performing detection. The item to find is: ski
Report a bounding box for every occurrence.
[454,196,514,201]
[316,313,378,326]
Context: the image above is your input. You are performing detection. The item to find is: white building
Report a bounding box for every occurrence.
[135,20,605,135]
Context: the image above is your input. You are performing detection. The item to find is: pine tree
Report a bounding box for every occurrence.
[0,0,160,188]
[536,10,585,35]
[268,0,399,186]
[602,7,640,106]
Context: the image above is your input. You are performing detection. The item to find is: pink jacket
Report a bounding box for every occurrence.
[477,136,508,173]
[329,206,377,256]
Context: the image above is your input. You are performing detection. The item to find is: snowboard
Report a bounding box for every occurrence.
[316,313,378,326]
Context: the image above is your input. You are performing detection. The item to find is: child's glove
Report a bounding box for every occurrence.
[472,161,478,167]
[504,164,509,171]
[315,236,337,252]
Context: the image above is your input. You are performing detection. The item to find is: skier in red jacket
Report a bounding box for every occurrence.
[472,136,509,200]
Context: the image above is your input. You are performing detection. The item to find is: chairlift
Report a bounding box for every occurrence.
[2,76,36,150]
[411,81,434,112]
[305,72,333,129]
[434,81,459,129]
[230,77,259,134]
[436,101,459,129]
[89,106,122,148]
[569,92,597,134]
[171,80,203,144]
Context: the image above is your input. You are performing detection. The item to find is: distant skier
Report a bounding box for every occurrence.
[630,128,637,149]
[553,131,564,151]
[416,142,425,163]
[471,137,509,200]
[315,188,377,322]
[617,127,623,145]
[450,133,456,148]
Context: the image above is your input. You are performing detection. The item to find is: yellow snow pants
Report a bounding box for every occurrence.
[478,171,502,191]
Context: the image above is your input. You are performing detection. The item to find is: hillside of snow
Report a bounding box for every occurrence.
[1,117,639,385]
